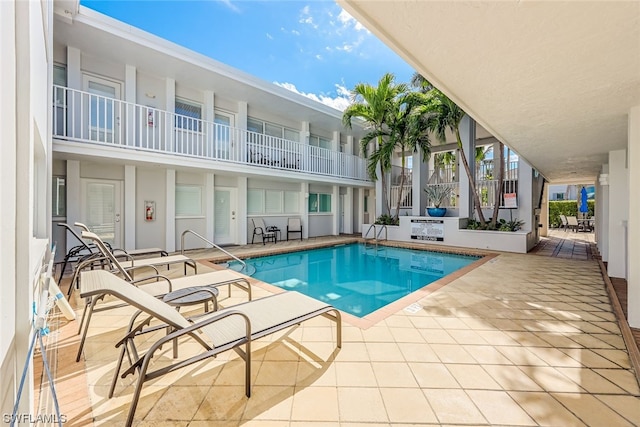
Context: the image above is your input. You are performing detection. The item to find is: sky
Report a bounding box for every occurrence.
[80,0,416,111]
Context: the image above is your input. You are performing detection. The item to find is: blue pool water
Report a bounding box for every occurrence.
[242,244,480,317]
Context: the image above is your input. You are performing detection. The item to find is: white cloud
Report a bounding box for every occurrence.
[337,9,368,32]
[217,0,240,13]
[266,33,273,40]
[274,81,351,112]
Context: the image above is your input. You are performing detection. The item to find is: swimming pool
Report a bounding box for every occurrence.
[242,243,480,318]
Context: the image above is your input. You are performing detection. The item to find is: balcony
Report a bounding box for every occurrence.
[52,86,369,181]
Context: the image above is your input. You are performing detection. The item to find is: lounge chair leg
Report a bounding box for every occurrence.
[76,296,99,362]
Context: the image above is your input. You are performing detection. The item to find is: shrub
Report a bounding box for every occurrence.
[548,200,594,227]
[374,214,399,226]
[466,218,524,232]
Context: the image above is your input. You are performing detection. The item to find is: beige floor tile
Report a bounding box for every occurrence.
[593,368,640,394]
[509,392,587,426]
[409,362,460,388]
[561,348,625,369]
[463,344,514,364]
[389,326,426,343]
[534,332,583,348]
[520,366,585,393]
[430,344,476,363]
[361,326,394,342]
[143,385,209,421]
[467,390,536,425]
[505,331,551,347]
[408,316,443,329]
[476,329,521,345]
[398,342,440,362]
[552,392,636,427]
[295,360,336,387]
[555,367,626,394]
[337,387,389,423]
[592,348,632,368]
[418,328,457,344]
[497,346,548,366]
[333,341,369,362]
[241,386,294,421]
[595,394,640,425]
[447,329,488,345]
[254,361,299,386]
[290,386,339,421]
[371,362,419,387]
[193,385,247,421]
[380,387,438,424]
[445,364,502,390]
[482,365,543,391]
[335,362,377,387]
[365,342,404,361]
[530,346,584,367]
[422,388,486,424]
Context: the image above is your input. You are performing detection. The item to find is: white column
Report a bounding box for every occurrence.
[597,165,609,262]
[124,165,136,250]
[607,149,628,279]
[412,148,429,216]
[458,115,476,219]
[165,78,175,151]
[333,185,340,235]
[66,159,81,253]
[66,46,81,89]
[517,159,534,231]
[125,65,136,147]
[205,173,215,243]
[237,176,248,244]
[627,105,640,327]
[204,90,214,157]
[301,182,309,239]
[165,169,175,252]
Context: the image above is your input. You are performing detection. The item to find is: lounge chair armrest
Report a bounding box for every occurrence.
[124,264,160,276]
[130,274,173,293]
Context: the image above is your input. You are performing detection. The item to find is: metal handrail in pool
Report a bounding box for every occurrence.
[180,229,251,275]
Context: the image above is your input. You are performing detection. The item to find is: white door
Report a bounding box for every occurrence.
[81,179,123,248]
[83,75,122,144]
[214,112,234,160]
[214,187,237,245]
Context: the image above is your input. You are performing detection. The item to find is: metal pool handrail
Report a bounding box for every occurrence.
[180,229,247,272]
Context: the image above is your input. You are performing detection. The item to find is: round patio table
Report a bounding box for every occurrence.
[162,286,219,312]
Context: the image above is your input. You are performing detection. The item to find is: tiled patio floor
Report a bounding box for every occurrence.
[37,231,640,426]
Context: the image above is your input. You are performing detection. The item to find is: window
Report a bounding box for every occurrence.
[309,135,332,149]
[247,117,299,142]
[175,185,202,216]
[175,98,202,132]
[248,189,299,214]
[308,193,331,213]
[52,176,66,217]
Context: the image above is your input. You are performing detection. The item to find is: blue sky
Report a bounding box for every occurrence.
[81,0,416,110]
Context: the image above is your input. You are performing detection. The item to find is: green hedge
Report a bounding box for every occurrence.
[549,200,595,228]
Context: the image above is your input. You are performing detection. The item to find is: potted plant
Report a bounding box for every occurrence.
[424,185,452,217]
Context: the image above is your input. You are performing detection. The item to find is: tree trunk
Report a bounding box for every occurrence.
[394,158,406,221]
[456,129,486,224]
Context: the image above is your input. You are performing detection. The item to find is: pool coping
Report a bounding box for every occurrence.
[200,240,499,329]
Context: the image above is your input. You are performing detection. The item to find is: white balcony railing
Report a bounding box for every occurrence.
[52,85,369,181]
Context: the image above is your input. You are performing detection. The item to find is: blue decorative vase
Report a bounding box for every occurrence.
[427,207,447,217]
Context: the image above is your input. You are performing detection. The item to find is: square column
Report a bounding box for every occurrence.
[628,105,640,327]
[458,115,476,219]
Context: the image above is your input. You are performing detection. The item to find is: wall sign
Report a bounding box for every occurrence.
[411,219,444,241]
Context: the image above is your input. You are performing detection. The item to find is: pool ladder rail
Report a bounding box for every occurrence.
[364,224,388,250]
[180,229,256,276]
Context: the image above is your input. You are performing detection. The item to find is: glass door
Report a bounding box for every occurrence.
[83,75,121,144]
[214,112,234,160]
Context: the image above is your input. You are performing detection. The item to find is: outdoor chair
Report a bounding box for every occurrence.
[79,269,341,427]
[559,214,568,231]
[287,217,303,241]
[566,216,580,232]
[75,230,252,359]
[251,218,277,244]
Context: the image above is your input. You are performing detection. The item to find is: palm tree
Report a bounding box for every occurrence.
[412,73,487,224]
[343,73,409,216]
[360,91,433,220]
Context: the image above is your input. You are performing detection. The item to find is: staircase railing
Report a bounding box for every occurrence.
[364,224,388,249]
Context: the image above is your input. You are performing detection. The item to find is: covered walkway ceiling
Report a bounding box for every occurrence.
[339,1,640,184]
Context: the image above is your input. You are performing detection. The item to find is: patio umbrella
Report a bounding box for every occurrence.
[579,186,589,214]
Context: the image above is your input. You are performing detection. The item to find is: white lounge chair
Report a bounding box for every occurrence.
[80,269,341,427]
[76,230,250,361]
[566,216,580,232]
[251,218,277,244]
